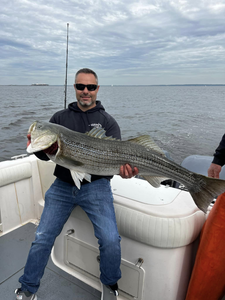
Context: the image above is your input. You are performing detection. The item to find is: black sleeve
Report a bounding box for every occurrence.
[105,115,121,140]
[212,134,225,166]
[34,150,49,161]
[49,114,59,124]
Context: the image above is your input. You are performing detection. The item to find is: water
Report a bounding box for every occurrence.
[0,85,225,163]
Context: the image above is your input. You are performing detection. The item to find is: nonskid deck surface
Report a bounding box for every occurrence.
[0,223,101,300]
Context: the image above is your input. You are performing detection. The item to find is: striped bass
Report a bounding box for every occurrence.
[27,121,225,213]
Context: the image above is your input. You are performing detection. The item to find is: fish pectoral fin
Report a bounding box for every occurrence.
[142,175,169,188]
[70,170,91,189]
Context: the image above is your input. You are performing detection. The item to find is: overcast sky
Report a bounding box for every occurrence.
[1,0,225,85]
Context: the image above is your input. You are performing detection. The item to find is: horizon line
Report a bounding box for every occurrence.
[2,84,225,87]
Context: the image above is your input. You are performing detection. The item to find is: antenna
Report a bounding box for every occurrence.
[64,23,69,109]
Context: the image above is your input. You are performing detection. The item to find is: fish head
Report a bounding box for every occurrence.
[27,121,58,153]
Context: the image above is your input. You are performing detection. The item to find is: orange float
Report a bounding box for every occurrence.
[185,192,225,300]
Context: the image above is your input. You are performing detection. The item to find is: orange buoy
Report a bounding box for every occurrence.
[185,192,225,300]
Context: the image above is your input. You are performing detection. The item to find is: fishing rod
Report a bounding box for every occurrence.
[64,23,69,109]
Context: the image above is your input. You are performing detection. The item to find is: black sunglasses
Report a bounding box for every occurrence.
[75,84,98,91]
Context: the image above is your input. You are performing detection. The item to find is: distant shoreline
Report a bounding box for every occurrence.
[31,83,49,86]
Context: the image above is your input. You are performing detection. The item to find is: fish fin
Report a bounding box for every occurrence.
[70,170,92,189]
[189,175,225,213]
[83,173,91,182]
[142,175,169,188]
[127,135,166,156]
[85,128,117,140]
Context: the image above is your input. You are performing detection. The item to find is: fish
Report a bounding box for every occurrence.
[27,120,225,213]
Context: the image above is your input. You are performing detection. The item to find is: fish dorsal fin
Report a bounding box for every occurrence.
[85,128,116,140]
[128,135,166,156]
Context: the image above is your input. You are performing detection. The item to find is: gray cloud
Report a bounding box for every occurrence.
[1,0,225,85]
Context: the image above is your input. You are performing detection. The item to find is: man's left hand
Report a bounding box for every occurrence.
[119,164,139,178]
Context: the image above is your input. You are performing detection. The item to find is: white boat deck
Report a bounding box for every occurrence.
[0,222,101,300]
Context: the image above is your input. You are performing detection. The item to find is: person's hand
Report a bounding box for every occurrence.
[208,163,222,179]
[43,142,58,155]
[27,134,31,147]
[119,164,139,178]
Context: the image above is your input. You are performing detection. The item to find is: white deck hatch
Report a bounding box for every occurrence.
[64,234,145,299]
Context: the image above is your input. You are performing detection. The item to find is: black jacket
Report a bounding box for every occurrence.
[212,134,225,166]
[35,101,121,185]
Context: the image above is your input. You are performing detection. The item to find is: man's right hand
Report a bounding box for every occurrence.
[119,164,139,178]
[208,163,222,179]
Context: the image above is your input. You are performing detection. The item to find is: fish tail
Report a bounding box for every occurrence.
[190,175,225,213]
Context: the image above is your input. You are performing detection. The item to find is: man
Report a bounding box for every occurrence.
[15,68,138,300]
[208,134,225,178]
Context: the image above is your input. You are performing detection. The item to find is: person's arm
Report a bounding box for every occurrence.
[208,134,225,178]
[212,134,225,166]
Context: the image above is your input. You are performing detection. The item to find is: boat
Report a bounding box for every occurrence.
[0,153,225,299]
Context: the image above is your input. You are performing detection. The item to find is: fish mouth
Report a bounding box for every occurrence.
[27,136,58,153]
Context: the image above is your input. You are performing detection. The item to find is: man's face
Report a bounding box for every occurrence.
[74,73,99,111]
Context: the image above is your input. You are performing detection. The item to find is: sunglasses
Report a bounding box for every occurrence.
[75,84,98,91]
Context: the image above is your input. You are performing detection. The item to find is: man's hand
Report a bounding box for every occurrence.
[119,164,139,178]
[27,134,31,148]
[208,163,222,179]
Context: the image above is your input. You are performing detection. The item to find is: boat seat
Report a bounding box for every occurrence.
[0,163,32,187]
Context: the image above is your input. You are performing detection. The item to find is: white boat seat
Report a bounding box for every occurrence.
[0,163,32,187]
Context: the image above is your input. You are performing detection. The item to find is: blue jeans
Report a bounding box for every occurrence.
[19,178,121,293]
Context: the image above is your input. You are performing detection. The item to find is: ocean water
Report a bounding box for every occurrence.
[0,85,225,163]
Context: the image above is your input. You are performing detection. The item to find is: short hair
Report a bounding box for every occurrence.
[75,68,98,84]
